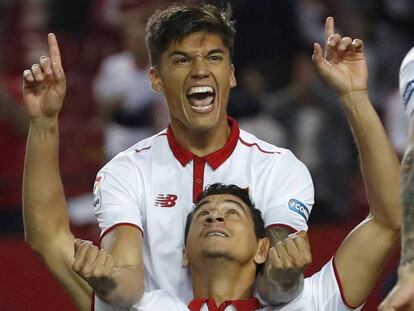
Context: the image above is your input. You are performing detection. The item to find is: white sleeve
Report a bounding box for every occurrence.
[93,153,145,237]
[400,47,414,117]
[261,150,314,231]
[309,259,364,311]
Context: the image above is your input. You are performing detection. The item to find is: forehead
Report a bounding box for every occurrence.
[196,193,249,212]
[166,32,229,55]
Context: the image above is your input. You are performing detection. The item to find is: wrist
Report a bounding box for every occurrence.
[30,117,58,133]
[339,90,369,105]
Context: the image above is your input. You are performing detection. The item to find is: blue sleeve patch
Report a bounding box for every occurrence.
[288,199,310,221]
[402,80,414,110]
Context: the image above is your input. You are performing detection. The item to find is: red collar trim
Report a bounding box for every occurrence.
[166,117,240,170]
[188,297,261,311]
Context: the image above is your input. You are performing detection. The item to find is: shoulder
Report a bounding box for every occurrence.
[100,129,168,174]
[239,129,309,173]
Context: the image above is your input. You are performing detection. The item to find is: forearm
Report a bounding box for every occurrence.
[94,265,144,307]
[23,117,73,249]
[256,227,306,304]
[256,265,304,305]
[340,91,401,228]
[400,142,414,269]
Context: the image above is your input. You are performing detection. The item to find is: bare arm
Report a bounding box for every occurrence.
[256,228,310,304]
[313,17,401,307]
[379,120,414,311]
[73,226,145,307]
[22,34,91,310]
[23,34,145,309]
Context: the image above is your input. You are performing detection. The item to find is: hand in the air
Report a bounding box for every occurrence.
[22,33,66,119]
[312,17,368,98]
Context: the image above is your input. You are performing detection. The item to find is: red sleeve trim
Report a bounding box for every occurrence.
[238,137,279,155]
[100,223,144,242]
[90,292,95,311]
[265,223,298,233]
[332,256,364,309]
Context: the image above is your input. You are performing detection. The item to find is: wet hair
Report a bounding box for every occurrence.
[184,183,266,245]
[145,2,236,66]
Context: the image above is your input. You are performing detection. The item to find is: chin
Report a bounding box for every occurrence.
[201,248,233,260]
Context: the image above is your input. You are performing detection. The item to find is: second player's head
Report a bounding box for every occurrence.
[146,3,237,133]
[183,183,269,275]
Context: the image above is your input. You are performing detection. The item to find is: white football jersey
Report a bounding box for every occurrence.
[93,259,362,311]
[93,118,314,303]
[400,47,414,117]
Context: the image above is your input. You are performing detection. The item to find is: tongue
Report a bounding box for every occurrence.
[188,95,214,107]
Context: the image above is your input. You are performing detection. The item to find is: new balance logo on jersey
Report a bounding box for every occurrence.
[155,194,178,208]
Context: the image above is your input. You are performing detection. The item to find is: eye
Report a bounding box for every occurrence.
[173,57,190,65]
[207,54,223,63]
[197,210,209,217]
[227,209,239,215]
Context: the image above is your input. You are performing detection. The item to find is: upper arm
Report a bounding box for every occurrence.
[260,151,314,232]
[334,217,400,307]
[100,224,144,272]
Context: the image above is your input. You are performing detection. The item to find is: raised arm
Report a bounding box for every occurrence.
[23,34,145,309]
[313,17,401,307]
[22,33,91,310]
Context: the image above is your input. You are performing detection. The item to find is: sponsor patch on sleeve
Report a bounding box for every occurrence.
[402,79,414,116]
[93,173,105,209]
[288,199,310,222]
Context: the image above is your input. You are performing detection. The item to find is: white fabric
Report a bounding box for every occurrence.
[400,47,414,117]
[263,259,363,311]
[94,260,362,311]
[93,123,314,304]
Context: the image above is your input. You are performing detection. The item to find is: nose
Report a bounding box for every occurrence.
[190,56,210,79]
[205,211,224,224]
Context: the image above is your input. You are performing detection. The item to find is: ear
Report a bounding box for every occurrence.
[182,248,189,268]
[149,66,163,92]
[229,64,237,88]
[254,237,270,265]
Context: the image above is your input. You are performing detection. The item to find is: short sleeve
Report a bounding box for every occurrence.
[93,152,145,237]
[309,259,364,311]
[260,150,314,231]
[400,47,414,117]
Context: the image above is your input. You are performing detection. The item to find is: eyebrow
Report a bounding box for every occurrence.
[168,48,226,58]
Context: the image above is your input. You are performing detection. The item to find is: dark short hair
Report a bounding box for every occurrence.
[184,183,266,245]
[145,2,236,66]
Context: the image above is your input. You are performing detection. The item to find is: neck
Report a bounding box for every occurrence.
[170,117,230,157]
[191,257,256,305]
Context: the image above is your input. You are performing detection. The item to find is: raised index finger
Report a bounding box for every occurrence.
[324,16,334,44]
[48,33,62,68]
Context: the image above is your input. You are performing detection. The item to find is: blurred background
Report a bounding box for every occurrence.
[0,0,413,309]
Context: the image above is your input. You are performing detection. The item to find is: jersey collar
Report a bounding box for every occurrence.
[188,297,261,311]
[167,117,240,170]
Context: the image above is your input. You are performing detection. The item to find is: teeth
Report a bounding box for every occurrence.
[192,104,213,111]
[187,86,214,95]
[208,232,227,237]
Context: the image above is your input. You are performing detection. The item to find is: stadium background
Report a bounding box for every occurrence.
[0,0,412,310]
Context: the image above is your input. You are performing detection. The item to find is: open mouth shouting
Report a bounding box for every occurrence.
[186,85,216,113]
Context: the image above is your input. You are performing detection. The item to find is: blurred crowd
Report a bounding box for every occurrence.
[1,0,413,232]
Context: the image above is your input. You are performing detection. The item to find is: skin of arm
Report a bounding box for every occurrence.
[256,227,309,304]
[313,17,401,307]
[378,119,414,311]
[22,34,144,309]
